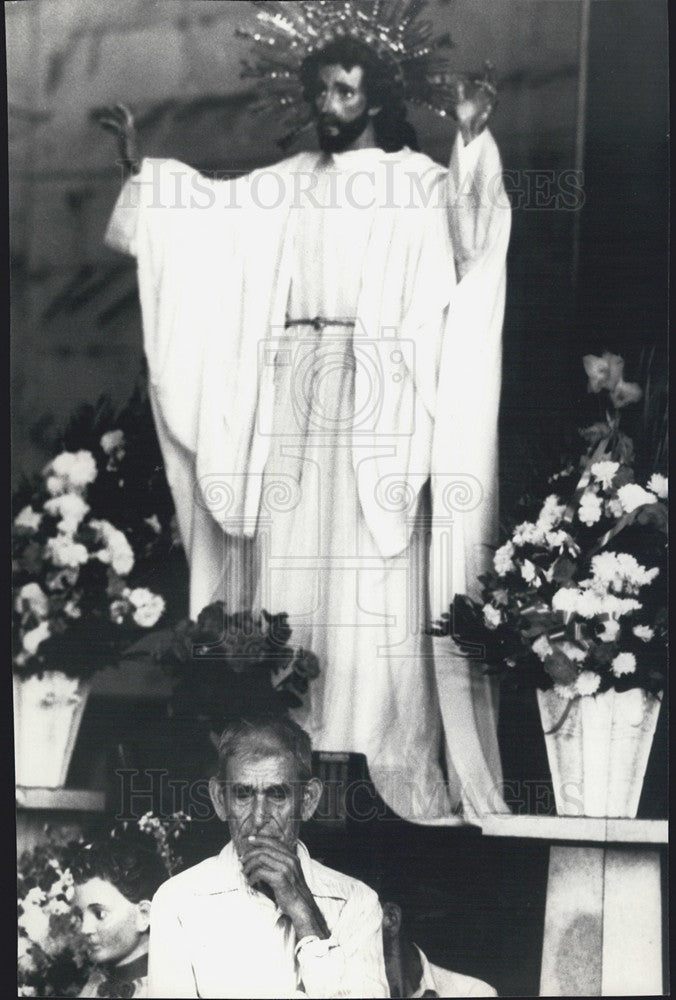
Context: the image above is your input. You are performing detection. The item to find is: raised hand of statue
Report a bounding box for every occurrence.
[92,103,140,176]
[444,62,498,145]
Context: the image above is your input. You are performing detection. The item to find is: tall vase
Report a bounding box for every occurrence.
[13,671,91,788]
[536,686,662,818]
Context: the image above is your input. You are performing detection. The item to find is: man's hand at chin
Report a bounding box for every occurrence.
[240,835,330,940]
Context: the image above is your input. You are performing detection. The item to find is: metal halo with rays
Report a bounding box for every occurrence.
[235,0,475,150]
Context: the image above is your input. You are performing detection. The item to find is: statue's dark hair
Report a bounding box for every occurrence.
[299,36,419,152]
[215,712,313,783]
[70,830,167,904]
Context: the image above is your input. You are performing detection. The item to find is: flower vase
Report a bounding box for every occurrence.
[536,687,662,817]
[13,671,91,788]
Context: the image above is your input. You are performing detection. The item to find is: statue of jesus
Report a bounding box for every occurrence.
[101,25,511,822]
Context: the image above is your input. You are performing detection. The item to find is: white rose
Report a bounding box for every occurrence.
[22,620,51,656]
[127,587,155,609]
[612,652,637,677]
[108,533,134,576]
[64,600,81,619]
[16,582,50,619]
[575,670,601,696]
[590,461,620,491]
[14,506,43,533]
[617,483,657,514]
[493,541,515,576]
[646,473,668,500]
[132,594,165,628]
[532,635,553,661]
[633,625,654,642]
[578,491,603,526]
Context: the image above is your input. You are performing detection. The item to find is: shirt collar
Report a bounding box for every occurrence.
[410,945,437,998]
[214,840,348,902]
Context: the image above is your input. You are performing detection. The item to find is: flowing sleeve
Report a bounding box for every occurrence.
[429,129,512,821]
[431,128,511,611]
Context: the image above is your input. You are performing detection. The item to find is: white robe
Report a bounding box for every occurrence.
[105,131,511,822]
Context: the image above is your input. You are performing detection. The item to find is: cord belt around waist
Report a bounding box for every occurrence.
[285,315,357,331]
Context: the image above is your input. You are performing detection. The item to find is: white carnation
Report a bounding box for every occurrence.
[552,587,578,614]
[14,506,42,533]
[553,683,578,701]
[18,902,49,946]
[44,534,89,569]
[132,593,165,628]
[574,589,605,619]
[578,491,603,526]
[521,559,538,584]
[532,635,553,661]
[633,625,654,642]
[612,652,637,677]
[43,493,90,534]
[482,604,502,630]
[559,641,587,663]
[46,450,97,494]
[100,429,125,455]
[90,519,135,576]
[493,541,515,576]
[22,621,51,655]
[617,483,657,514]
[646,474,668,499]
[590,461,619,490]
[537,495,567,532]
[513,521,546,547]
[575,670,601,696]
[598,618,621,642]
[15,582,49,619]
[545,530,568,550]
[605,497,624,519]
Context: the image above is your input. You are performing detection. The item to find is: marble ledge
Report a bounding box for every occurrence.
[480,813,668,844]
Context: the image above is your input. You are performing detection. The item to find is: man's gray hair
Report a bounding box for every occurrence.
[215,713,313,783]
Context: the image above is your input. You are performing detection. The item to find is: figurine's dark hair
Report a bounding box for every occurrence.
[300,36,419,152]
[215,713,313,783]
[70,830,167,904]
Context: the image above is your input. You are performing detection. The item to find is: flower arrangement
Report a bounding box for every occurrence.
[158,601,320,733]
[437,353,668,700]
[17,812,190,997]
[12,381,188,680]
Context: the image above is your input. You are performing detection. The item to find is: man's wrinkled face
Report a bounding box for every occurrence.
[73,878,149,967]
[312,63,377,152]
[218,748,305,857]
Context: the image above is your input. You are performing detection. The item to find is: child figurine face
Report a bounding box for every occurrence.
[73,878,151,967]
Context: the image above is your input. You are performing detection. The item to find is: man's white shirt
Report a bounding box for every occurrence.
[147,841,388,998]
[411,944,497,998]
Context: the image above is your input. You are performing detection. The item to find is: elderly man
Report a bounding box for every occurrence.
[147,714,389,998]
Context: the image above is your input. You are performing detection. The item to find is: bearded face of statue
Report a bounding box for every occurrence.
[311,63,380,153]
